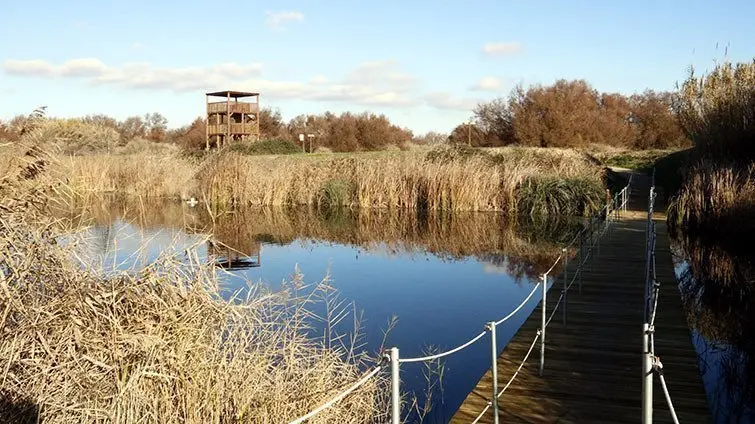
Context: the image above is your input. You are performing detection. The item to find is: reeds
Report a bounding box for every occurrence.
[676,59,755,160]
[194,146,603,215]
[62,153,196,200]
[55,144,604,215]
[669,58,755,235]
[1,141,387,423]
[668,161,755,238]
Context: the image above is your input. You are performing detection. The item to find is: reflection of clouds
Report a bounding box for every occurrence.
[61,220,207,273]
[483,261,510,275]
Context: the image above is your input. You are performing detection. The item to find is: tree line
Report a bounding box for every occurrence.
[450,79,690,149]
[0,78,693,153]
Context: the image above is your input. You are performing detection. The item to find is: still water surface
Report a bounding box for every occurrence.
[58,200,579,422]
[673,234,755,424]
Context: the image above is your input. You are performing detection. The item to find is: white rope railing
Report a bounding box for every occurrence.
[398,330,487,364]
[289,172,640,424]
[641,167,682,424]
[287,365,383,424]
[495,282,542,326]
[291,173,634,424]
[471,402,492,424]
[497,330,541,398]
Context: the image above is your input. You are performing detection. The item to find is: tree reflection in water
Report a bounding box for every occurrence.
[674,233,755,423]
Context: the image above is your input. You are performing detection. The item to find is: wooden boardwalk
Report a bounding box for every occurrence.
[451,174,710,423]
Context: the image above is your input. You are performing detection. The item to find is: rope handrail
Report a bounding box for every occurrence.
[543,254,563,277]
[471,331,541,423]
[495,282,542,326]
[398,330,487,364]
[287,365,383,424]
[386,176,634,424]
[471,402,492,424]
[642,166,681,424]
[497,330,541,398]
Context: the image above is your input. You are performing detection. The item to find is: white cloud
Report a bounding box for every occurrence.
[265,10,304,30]
[482,41,523,57]
[470,76,503,92]
[423,93,477,111]
[132,42,144,50]
[344,60,416,90]
[310,75,329,84]
[3,58,108,77]
[3,58,262,91]
[2,57,465,111]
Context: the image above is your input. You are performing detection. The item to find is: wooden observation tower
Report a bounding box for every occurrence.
[205,90,260,150]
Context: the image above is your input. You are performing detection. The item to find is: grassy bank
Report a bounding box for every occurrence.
[58,145,605,216]
[667,59,755,237]
[1,143,385,422]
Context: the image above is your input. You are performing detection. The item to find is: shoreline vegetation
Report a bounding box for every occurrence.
[61,144,609,216]
[1,139,387,422]
[666,59,755,239]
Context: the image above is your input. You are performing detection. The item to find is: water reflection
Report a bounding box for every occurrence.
[673,233,755,423]
[53,198,582,423]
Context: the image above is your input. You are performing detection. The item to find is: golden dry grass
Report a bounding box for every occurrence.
[62,153,196,200]
[57,145,604,215]
[668,161,755,236]
[195,146,604,215]
[1,137,386,423]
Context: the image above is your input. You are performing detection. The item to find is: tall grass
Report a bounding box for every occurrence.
[62,153,196,200]
[195,146,604,216]
[669,58,755,235]
[1,141,386,423]
[677,59,755,160]
[668,161,755,238]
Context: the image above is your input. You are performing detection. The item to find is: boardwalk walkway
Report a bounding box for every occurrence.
[451,173,710,423]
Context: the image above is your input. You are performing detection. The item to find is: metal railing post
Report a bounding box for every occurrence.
[589,219,594,272]
[562,248,568,326]
[642,323,653,424]
[390,347,400,424]
[539,273,547,376]
[578,231,583,293]
[488,321,500,424]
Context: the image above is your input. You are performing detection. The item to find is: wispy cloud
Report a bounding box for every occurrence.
[131,42,144,51]
[423,92,477,111]
[470,76,504,92]
[265,10,304,31]
[2,57,469,111]
[482,41,523,57]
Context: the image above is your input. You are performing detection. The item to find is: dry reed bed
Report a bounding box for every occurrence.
[1,143,386,423]
[196,147,603,214]
[669,59,755,236]
[62,153,196,200]
[668,162,755,236]
[58,146,604,215]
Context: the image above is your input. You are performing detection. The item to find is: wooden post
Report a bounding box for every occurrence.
[205,94,209,151]
[255,94,260,142]
[224,91,230,149]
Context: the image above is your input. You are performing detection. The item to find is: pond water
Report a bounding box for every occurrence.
[56,199,580,423]
[672,234,755,424]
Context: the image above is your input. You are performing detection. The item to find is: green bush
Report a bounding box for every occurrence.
[228,139,302,156]
[318,178,355,208]
[516,176,604,217]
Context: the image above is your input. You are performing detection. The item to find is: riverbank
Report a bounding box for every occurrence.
[0,142,386,423]
[59,145,606,216]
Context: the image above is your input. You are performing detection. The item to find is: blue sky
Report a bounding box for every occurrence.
[1,0,753,133]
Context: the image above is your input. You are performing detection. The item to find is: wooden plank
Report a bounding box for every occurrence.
[451,173,710,424]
